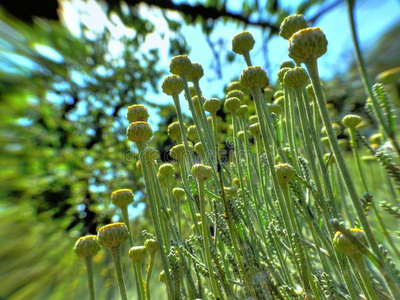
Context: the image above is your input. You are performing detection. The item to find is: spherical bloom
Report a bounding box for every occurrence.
[129,246,147,262]
[283,67,309,89]
[280,60,295,69]
[127,121,153,143]
[194,142,205,157]
[264,88,274,101]
[248,123,261,137]
[236,105,249,117]
[232,31,255,55]
[226,81,244,92]
[169,144,186,161]
[203,98,221,114]
[342,114,363,129]
[268,103,283,115]
[306,84,315,99]
[237,131,245,141]
[172,187,185,199]
[333,228,368,256]
[142,147,159,161]
[226,90,245,101]
[158,163,174,177]
[191,164,213,181]
[187,62,204,82]
[369,133,382,146]
[224,97,242,113]
[97,223,129,248]
[168,121,185,141]
[275,163,294,184]
[127,104,149,123]
[240,66,269,89]
[111,189,134,208]
[74,235,100,257]
[279,14,309,40]
[162,75,185,95]
[248,115,258,125]
[277,68,291,85]
[169,55,192,77]
[144,239,159,255]
[187,125,199,142]
[288,27,328,63]
[158,270,166,283]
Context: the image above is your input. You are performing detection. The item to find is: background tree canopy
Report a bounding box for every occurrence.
[0,0,399,299]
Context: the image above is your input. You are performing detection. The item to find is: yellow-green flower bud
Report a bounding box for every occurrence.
[232,178,240,189]
[194,142,205,157]
[74,235,100,257]
[268,103,282,115]
[224,186,236,198]
[226,81,244,92]
[369,133,382,146]
[274,91,284,98]
[277,67,291,85]
[159,270,166,283]
[97,223,129,249]
[162,75,185,95]
[342,114,362,129]
[169,55,192,77]
[248,123,261,137]
[236,105,249,117]
[204,98,221,114]
[127,104,149,123]
[275,163,294,184]
[279,14,309,40]
[264,87,274,101]
[321,137,330,147]
[192,95,205,112]
[280,60,295,69]
[142,147,159,161]
[333,228,367,256]
[189,85,197,97]
[275,96,285,109]
[249,115,258,125]
[158,163,174,177]
[226,90,244,100]
[172,187,185,199]
[187,62,204,82]
[232,31,255,55]
[187,125,199,142]
[289,27,328,63]
[127,121,153,143]
[168,121,185,141]
[240,66,269,89]
[306,84,315,99]
[283,67,309,89]
[322,123,342,136]
[237,131,246,141]
[225,97,242,113]
[170,144,186,161]
[129,246,147,262]
[191,164,213,181]
[111,189,134,208]
[144,239,159,255]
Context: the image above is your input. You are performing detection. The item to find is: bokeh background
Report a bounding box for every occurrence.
[0,0,399,299]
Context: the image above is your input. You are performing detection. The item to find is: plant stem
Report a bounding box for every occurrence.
[84,256,96,300]
[146,253,156,300]
[110,247,128,300]
[352,256,379,300]
[135,261,146,300]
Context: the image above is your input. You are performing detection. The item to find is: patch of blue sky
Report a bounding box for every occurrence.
[33,44,64,63]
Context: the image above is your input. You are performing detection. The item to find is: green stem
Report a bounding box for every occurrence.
[135,260,146,300]
[84,256,96,300]
[110,247,128,300]
[146,253,156,300]
[352,256,379,300]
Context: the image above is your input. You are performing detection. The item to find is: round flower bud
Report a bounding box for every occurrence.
[376,66,400,84]
[204,98,221,114]
[97,223,129,248]
[274,91,284,98]
[333,228,368,256]
[189,85,197,97]
[158,270,166,283]
[225,97,242,113]
[187,62,204,82]
[288,27,328,63]
[111,189,134,208]
[275,96,285,109]
[248,123,261,137]
[280,60,295,69]
[143,147,159,161]
[172,187,185,199]
[277,67,291,84]
[236,105,249,117]
[226,90,245,100]
[232,178,240,189]
[226,81,244,92]
[127,104,149,123]
[169,55,192,77]
[275,163,294,184]
[159,163,174,177]
[322,123,341,136]
[268,103,282,115]
[232,31,255,55]
[170,144,186,161]
[127,121,153,143]
[361,156,376,163]
[321,137,330,148]
[369,133,382,146]
[249,115,258,125]
[223,187,236,198]
[237,131,246,141]
[191,164,213,181]
[191,96,204,113]
[144,239,159,255]
[168,121,185,141]
[129,246,147,262]
[306,84,315,99]
[162,75,185,95]
[283,67,309,89]
[342,114,362,129]
[187,125,199,142]
[240,66,269,89]
[264,88,274,101]
[74,235,100,258]
[194,142,205,157]
[279,14,309,40]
